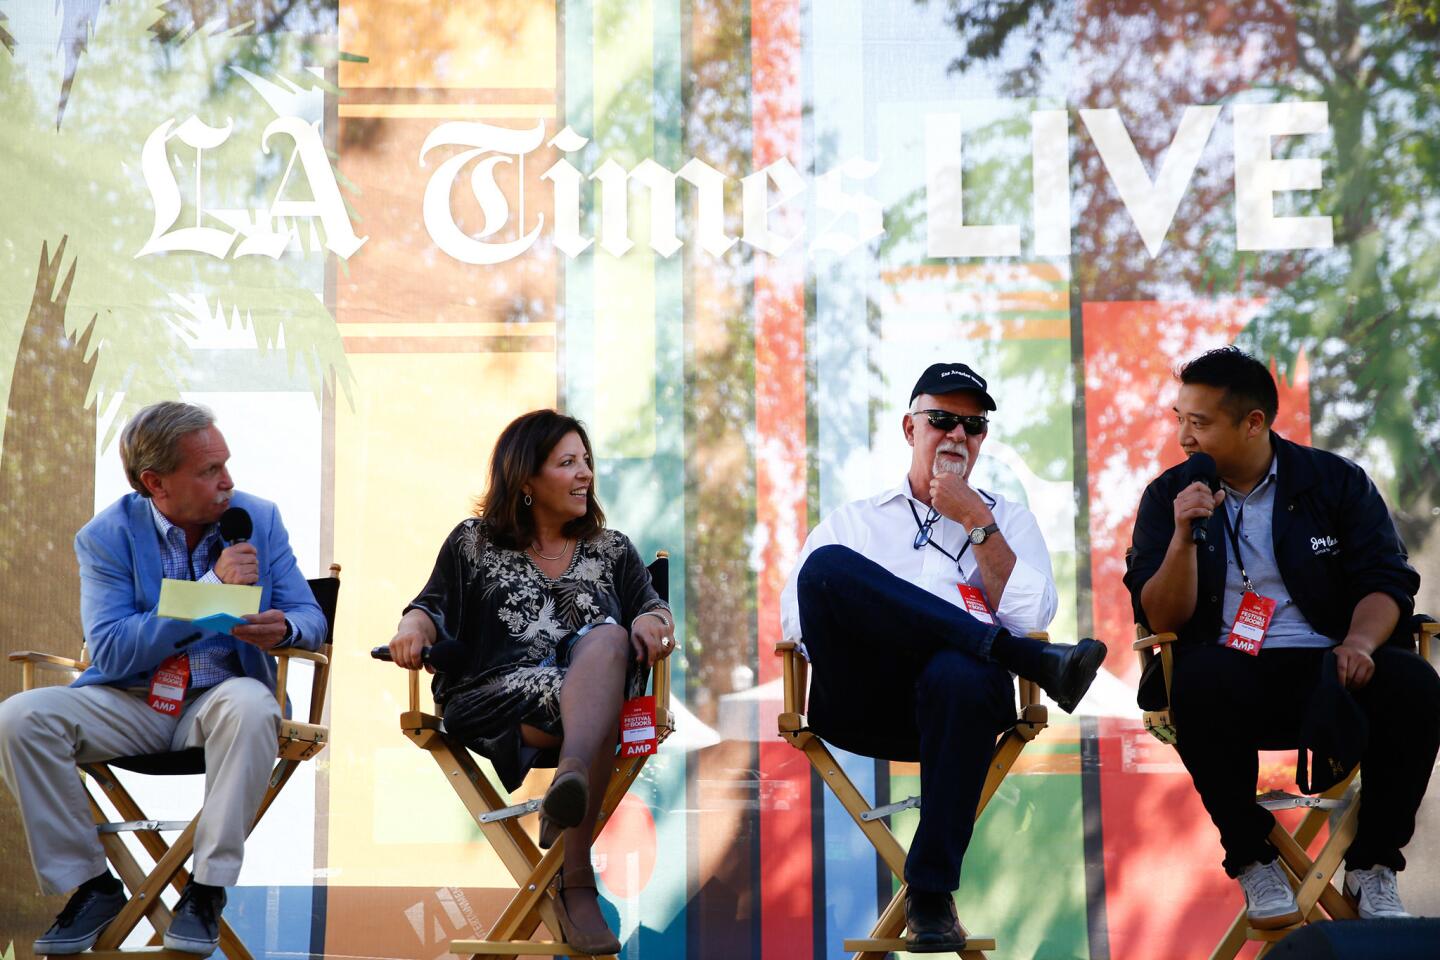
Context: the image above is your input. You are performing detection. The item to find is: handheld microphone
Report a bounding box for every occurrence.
[369,640,467,673]
[1186,452,1220,544]
[219,506,253,544]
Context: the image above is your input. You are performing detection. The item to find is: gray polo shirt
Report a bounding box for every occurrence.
[1215,456,1333,649]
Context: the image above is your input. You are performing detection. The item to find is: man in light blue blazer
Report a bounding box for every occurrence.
[0,401,325,956]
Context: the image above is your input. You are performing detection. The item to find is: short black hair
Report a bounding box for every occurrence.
[1179,346,1278,426]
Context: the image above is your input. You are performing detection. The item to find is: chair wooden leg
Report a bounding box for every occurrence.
[217,917,254,960]
[789,735,908,877]
[1275,800,1359,921]
[1208,910,1250,960]
[851,887,907,960]
[93,818,200,950]
[85,765,195,896]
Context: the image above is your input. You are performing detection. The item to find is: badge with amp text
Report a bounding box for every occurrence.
[147,653,190,715]
[619,695,657,757]
[1226,592,1277,655]
[956,584,996,625]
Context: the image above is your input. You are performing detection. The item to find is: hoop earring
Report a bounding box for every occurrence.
[524,494,533,507]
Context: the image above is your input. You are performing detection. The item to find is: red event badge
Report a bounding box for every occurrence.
[619,695,657,757]
[147,653,190,715]
[1225,592,1277,656]
[955,584,995,625]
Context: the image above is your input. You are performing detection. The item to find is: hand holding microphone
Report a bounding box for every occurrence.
[1174,452,1224,545]
[216,506,258,584]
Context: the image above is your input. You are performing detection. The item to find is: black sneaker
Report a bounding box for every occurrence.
[33,883,127,954]
[163,882,226,955]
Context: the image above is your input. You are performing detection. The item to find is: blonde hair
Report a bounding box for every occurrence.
[119,402,216,496]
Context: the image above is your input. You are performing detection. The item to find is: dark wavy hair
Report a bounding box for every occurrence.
[476,409,606,549]
[1180,346,1279,426]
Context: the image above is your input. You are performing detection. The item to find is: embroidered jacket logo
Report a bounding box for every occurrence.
[1310,536,1340,556]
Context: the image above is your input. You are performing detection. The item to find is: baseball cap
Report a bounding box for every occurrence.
[909,362,997,410]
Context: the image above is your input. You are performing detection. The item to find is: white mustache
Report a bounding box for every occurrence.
[933,441,969,475]
[214,491,233,505]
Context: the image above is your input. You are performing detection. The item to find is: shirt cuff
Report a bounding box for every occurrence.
[198,569,222,585]
[274,618,297,649]
[993,561,1056,636]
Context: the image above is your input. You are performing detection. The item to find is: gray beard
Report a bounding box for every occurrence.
[932,452,967,477]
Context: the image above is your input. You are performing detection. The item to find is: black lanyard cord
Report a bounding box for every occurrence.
[908,499,971,567]
[1221,474,1274,594]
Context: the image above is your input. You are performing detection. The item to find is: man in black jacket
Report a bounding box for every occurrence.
[1125,347,1439,929]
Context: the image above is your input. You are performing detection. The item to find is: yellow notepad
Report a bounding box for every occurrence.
[158,579,262,621]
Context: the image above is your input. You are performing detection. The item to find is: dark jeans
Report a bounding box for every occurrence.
[1170,642,1440,877]
[796,544,1016,893]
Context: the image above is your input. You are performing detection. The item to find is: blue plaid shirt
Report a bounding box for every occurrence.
[149,501,241,692]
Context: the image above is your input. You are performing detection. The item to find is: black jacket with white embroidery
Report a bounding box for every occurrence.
[1125,433,1419,650]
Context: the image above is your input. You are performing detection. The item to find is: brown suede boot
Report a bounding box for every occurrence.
[552,868,621,955]
[538,757,589,849]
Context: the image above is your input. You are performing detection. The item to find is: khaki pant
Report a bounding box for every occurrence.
[0,678,280,893]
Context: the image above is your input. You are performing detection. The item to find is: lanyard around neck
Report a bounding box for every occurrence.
[1221,474,1274,594]
[908,498,970,567]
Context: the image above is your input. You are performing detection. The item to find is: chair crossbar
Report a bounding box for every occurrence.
[449,942,583,956]
[97,819,191,834]
[844,936,998,954]
[1255,790,1346,812]
[860,795,920,822]
[479,798,542,823]
[74,950,216,960]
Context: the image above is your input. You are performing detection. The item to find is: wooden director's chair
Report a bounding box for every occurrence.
[775,633,1052,960]
[373,552,675,960]
[1133,618,1437,959]
[10,564,341,960]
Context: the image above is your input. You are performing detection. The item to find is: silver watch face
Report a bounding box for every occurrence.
[968,526,987,544]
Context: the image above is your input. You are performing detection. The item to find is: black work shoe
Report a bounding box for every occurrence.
[34,883,127,954]
[1033,637,1107,713]
[163,882,226,955]
[904,888,965,953]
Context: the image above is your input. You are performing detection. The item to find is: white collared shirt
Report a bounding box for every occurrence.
[780,476,1058,656]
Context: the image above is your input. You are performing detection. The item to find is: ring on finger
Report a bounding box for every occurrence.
[661,637,672,648]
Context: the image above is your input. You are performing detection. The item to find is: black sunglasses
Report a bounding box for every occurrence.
[914,409,989,436]
[913,505,942,549]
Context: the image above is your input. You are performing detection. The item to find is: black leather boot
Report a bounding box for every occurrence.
[905,888,965,953]
[1031,637,1107,713]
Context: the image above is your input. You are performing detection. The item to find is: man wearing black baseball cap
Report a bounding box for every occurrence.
[780,361,1106,952]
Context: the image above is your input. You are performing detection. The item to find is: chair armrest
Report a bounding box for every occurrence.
[652,654,673,736]
[273,648,329,666]
[776,641,808,724]
[1132,631,1178,651]
[8,651,85,669]
[9,651,85,691]
[272,648,331,710]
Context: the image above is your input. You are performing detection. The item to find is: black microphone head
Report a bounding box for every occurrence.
[219,506,253,543]
[1186,452,1219,491]
[428,640,469,675]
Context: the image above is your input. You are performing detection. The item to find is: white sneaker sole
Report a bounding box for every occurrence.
[33,932,103,955]
[1247,907,1302,930]
[162,931,219,956]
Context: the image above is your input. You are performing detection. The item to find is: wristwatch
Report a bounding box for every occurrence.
[968,522,1000,545]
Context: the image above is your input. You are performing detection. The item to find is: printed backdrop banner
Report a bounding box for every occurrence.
[2,2,1438,958]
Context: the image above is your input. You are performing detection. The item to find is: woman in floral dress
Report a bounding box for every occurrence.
[386,409,675,953]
